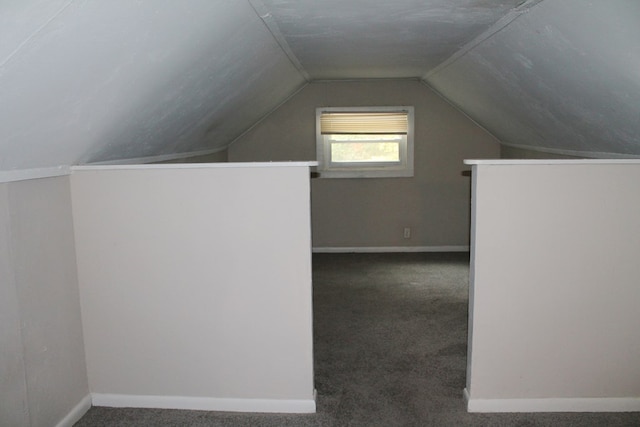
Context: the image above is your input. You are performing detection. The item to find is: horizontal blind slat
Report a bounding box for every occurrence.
[320,112,408,134]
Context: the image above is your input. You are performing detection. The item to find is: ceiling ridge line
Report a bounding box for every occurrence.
[248,0,311,82]
[0,0,75,71]
[421,0,545,81]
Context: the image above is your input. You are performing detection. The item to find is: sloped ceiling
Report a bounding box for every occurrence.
[0,0,306,170]
[426,1,640,157]
[255,0,523,79]
[1,0,639,171]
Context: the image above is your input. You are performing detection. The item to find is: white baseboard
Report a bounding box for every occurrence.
[55,394,92,427]
[313,246,469,253]
[463,387,471,404]
[464,389,640,412]
[91,393,316,414]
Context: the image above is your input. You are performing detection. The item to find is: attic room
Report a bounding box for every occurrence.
[2,1,640,426]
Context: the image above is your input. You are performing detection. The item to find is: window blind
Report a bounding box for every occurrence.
[320,112,408,135]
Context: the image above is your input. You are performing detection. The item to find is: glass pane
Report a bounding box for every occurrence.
[330,141,400,163]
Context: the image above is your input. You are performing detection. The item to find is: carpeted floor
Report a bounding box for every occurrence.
[75,252,640,426]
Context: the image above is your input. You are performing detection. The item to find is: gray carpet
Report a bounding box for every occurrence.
[75,252,640,426]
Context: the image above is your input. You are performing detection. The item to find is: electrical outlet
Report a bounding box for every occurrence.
[403,227,411,239]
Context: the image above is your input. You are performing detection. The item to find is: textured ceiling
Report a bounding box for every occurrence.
[0,0,306,170]
[256,0,523,79]
[1,0,639,171]
[426,1,640,157]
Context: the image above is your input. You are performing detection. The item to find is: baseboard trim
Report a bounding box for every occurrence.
[464,390,640,413]
[313,246,469,253]
[91,393,316,413]
[55,394,92,427]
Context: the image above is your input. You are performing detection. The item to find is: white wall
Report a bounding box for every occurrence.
[229,80,501,251]
[466,160,640,412]
[71,164,315,412]
[0,183,29,426]
[0,176,89,427]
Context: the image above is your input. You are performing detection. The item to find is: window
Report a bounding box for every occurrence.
[316,106,414,178]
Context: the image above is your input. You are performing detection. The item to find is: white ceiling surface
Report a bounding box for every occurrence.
[1,1,640,171]
[0,0,305,170]
[426,1,640,157]
[256,0,524,79]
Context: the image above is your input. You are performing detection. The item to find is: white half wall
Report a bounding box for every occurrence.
[0,176,89,427]
[71,163,315,412]
[465,160,640,412]
[0,183,28,427]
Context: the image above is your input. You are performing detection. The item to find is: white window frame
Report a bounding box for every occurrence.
[315,106,414,178]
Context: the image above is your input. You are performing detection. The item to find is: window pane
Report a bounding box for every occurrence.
[316,107,414,178]
[331,141,400,163]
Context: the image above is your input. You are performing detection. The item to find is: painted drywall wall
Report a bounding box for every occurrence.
[229,80,500,249]
[466,161,640,412]
[0,183,29,426]
[71,164,315,412]
[0,176,89,426]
